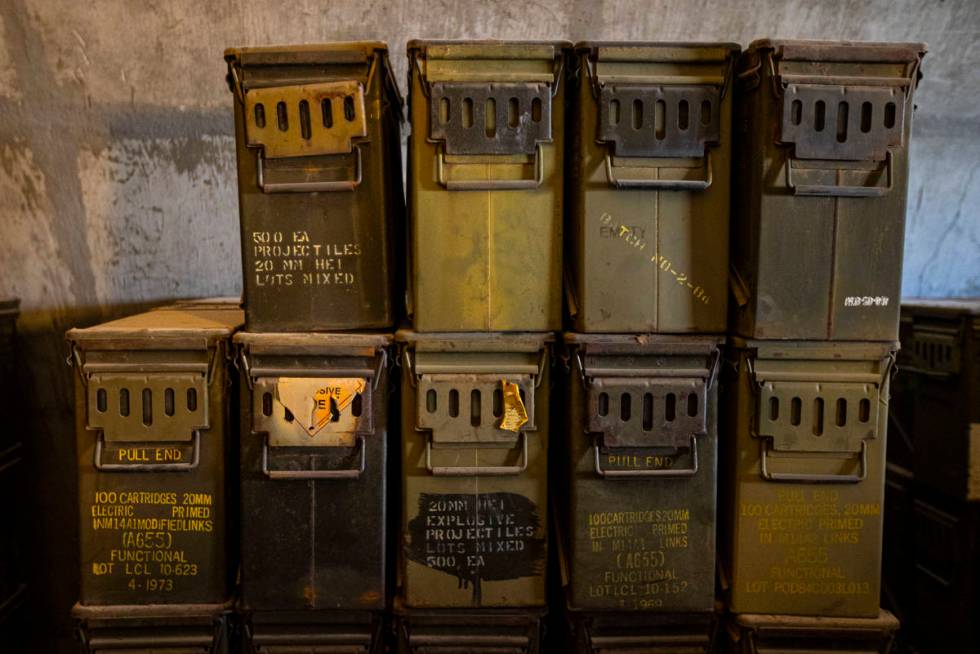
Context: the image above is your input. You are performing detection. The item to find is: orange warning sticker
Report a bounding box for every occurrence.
[499,379,528,433]
[276,378,366,438]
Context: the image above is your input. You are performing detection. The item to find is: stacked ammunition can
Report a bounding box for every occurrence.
[722,40,926,652]
[68,302,242,653]
[225,43,403,653]
[396,40,568,653]
[559,42,738,653]
[59,34,937,654]
[883,299,980,653]
[0,299,27,648]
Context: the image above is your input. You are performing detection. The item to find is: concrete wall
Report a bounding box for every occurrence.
[0,0,976,650]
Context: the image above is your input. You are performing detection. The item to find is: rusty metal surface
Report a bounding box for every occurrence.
[565,610,717,654]
[73,603,231,654]
[394,606,544,654]
[566,43,737,334]
[560,334,721,615]
[235,332,390,614]
[726,609,899,653]
[896,298,980,501]
[396,331,550,609]
[227,43,403,332]
[407,41,567,332]
[68,307,240,609]
[722,339,896,618]
[730,40,926,341]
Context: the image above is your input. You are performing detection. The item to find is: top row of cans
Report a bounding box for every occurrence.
[225,39,926,339]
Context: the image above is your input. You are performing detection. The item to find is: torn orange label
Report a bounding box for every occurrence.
[499,379,528,432]
[276,378,366,438]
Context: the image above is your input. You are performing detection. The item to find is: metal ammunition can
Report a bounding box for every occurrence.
[0,442,28,645]
[0,299,19,452]
[564,611,717,654]
[881,465,914,627]
[730,40,926,341]
[566,43,738,334]
[73,605,231,654]
[406,41,568,332]
[396,330,551,608]
[911,492,980,653]
[395,608,544,654]
[235,331,390,650]
[898,298,980,501]
[722,339,896,617]
[67,305,241,613]
[726,610,899,653]
[560,334,720,621]
[226,43,404,332]
[0,299,27,634]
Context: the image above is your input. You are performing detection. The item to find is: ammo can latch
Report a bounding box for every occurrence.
[406,348,545,477]
[752,364,883,484]
[770,49,918,198]
[77,349,216,472]
[232,62,370,193]
[585,48,731,192]
[426,82,554,191]
[240,347,387,480]
[905,321,962,376]
[575,349,717,480]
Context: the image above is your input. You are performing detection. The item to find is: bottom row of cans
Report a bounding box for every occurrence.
[67,301,899,652]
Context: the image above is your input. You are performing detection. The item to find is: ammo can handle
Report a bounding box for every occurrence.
[603,151,713,191]
[436,144,544,191]
[93,432,200,472]
[262,435,366,480]
[786,150,893,198]
[759,439,868,484]
[256,145,363,193]
[425,433,527,476]
[592,435,698,479]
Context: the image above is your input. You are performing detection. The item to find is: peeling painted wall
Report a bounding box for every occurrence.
[0,1,977,650]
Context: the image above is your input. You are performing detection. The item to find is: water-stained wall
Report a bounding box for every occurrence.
[0,1,977,650]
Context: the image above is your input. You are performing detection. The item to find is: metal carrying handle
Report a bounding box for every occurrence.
[425,432,528,477]
[262,434,366,480]
[759,439,869,484]
[786,150,893,198]
[436,143,544,191]
[603,150,713,191]
[257,145,363,193]
[94,432,200,472]
[592,435,699,479]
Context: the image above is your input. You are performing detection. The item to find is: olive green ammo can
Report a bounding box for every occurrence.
[722,339,896,618]
[559,334,721,651]
[730,40,926,341]
[68,304,242,651]
[395,331,551,651]
[407,41,568,332]
[226,43,403,332]
[725,610,899,654]
[397,330,550,607]
[566,43,738,334]
[234,331,390,652]
[898,299,980,502]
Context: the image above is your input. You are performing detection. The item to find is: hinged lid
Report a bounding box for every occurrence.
[428,82,552,155]
[746,340,895,457]
[86,373,207,443]
[417,373,536,444]
[588,377,705,449]
[244,80,368,158]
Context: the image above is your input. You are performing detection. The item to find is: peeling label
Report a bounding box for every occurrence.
[499,380,528,432]
[276,378,366,438]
